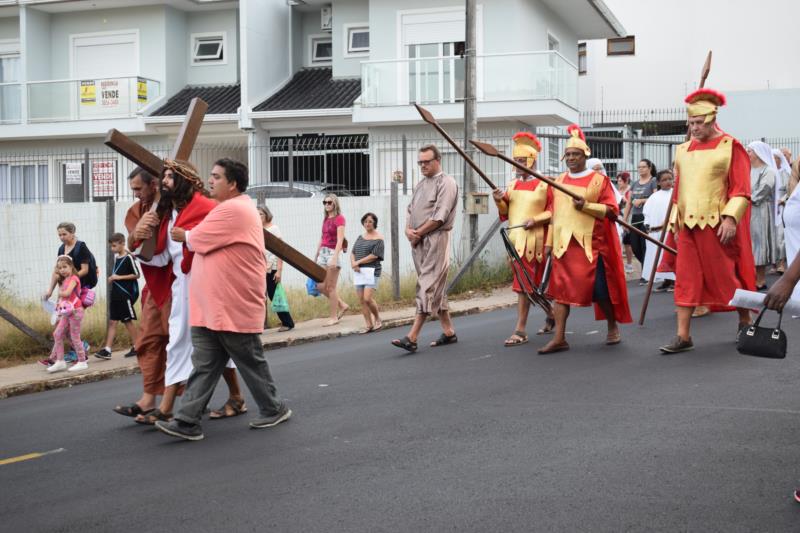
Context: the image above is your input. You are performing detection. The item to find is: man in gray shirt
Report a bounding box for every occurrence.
[392,144,459,353]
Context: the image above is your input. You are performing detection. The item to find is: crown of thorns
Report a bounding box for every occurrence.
[163,159,205,192]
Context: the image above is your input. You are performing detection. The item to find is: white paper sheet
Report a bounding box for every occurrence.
[353,267,376,286]
[728,289,800,316]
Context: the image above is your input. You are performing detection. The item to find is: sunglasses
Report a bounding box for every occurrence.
[322,200,333,205]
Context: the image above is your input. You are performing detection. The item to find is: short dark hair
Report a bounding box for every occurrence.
[109,232,126,244]
[213,158,249,192]
[419,144,441,161]
[128,166,155,185]
[361,212,378,228]
[656,169,673,180]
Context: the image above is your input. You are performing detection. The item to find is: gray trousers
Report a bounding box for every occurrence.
[175,326,283,425]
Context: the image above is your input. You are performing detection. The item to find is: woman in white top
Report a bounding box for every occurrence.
[259,206,295,331]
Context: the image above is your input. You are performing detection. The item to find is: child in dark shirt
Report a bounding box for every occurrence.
[94,233,140,360]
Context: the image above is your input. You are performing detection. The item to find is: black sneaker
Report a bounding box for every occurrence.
[124,347,137,358]
[659,336,694,354]
[638,278,648,286]
[94,348,112,360]
[653,280,674,293]
[249,404,292,429]
[155,419,204,441]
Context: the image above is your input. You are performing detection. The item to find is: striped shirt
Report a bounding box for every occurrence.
[352,235,384,277]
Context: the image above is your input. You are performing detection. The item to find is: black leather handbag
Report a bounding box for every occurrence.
[736,307,787,359]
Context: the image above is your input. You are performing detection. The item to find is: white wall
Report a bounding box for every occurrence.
[241,0,291,109]
[1,195,507,305]
[298,9,328,69]
[578,0,800,111]
[20,7,50,82]
[164,6,188,98]
[331,0,368,79]
[186,9,239,86]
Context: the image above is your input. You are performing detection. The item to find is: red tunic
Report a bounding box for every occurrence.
[498,179,552,293]
[659,135,756,309]
[145,192,217,308]
[547,172,632,323]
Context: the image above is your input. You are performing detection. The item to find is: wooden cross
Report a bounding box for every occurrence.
[104,97,326,282]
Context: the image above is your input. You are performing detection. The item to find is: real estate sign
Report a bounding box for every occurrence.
[65,162,82,185]
[91,160,115,198]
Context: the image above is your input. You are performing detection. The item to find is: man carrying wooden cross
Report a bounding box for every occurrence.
[658,89,756,354]
[538,125,632,354]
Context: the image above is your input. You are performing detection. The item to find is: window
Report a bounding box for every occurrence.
[310,35,332,64]
[578,43,586,75]
[607,36,635,56]
[547,32,560,52]
[344,24,369,55]
[191,32,226,64]
[0,163,48,204]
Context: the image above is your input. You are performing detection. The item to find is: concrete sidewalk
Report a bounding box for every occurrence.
[0,288,517,399]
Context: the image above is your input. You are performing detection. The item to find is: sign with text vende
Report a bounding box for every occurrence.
[65,162,82,185]
[99,79,120,107]
[92,160,116,198]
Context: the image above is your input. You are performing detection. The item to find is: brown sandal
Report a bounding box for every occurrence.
[134,408,173,425]
[605,331,622,345]
[504,331,528,347]
[209,398,248,420]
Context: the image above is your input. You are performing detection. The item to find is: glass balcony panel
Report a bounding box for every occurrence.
[0,83,21,124]
[360,51,577,109]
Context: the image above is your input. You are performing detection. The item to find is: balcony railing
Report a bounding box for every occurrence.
[26,76,160,123]
[360,50,577,109]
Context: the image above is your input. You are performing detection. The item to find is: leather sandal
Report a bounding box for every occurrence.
[504,331,528,347]
[134,408,173,425]
[209,398,248,420]
[113,403,154,418]
[391,336,418,353]
[605,331,622,345]
[431,333,458,347]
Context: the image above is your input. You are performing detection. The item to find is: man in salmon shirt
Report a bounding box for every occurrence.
[156,158,291,441]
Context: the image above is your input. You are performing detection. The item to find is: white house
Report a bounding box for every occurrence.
[0,0,627,203]
[578,0,800,140]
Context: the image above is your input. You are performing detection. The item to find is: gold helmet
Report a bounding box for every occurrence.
[564,124,590,158]
[512,132,542,168]
[685,88,726,124]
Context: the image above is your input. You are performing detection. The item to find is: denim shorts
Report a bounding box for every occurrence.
[355,278,379,290]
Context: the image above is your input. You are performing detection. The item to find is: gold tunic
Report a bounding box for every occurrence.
[549,172,606,261]
[496,179,550,263]
[671,135,748,230]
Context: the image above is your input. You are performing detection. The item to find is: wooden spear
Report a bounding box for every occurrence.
[638,50,712,325]
[414,104,499,191]
[471,140,678,255]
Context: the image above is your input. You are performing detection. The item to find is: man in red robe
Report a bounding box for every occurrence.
[492,132,554,346]
[658,89,755,353]
[539,125,632,354]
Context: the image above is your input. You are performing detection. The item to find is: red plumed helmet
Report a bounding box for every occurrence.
[512,131,542,152]
[566,123,586,141]
[684,88,727,107]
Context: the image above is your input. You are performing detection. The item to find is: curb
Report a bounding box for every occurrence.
[0,300,514,401]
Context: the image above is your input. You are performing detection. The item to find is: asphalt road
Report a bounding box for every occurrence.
[1,282,799,532]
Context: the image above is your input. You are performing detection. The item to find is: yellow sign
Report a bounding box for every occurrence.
[80,80,95,105]
[137,78,147,103]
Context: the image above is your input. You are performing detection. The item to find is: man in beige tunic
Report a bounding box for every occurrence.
[392,144,459,353]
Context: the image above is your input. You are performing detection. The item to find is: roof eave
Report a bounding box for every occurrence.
[586,0,627,38]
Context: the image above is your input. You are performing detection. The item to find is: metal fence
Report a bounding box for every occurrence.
[0,131,798,204]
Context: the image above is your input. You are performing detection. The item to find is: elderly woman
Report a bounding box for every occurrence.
[747,141,778,289]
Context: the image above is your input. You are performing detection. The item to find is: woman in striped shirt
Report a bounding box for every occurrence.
[351,212,384,333]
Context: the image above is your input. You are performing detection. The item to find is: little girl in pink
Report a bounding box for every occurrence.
[46,255,88,373]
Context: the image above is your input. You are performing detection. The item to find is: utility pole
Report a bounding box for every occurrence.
[463,0,478,257]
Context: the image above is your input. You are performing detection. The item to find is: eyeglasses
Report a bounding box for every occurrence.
[417,158,436,166]
[322,200,333,205]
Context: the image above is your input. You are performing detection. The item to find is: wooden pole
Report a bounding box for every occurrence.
[471,140,677,255]
[414,104,498,191]
[638,50,711,325]
[0,305,50,349]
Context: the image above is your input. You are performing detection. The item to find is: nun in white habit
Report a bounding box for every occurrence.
[773,148,791,267]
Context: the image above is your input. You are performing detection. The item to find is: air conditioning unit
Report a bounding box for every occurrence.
[321,6,332,31]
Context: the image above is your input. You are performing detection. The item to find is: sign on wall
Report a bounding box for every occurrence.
[80,81,96,105]
[91,160,115,198]
[65,162,82,184]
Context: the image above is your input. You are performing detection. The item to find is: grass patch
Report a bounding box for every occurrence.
[2,260,512,365]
